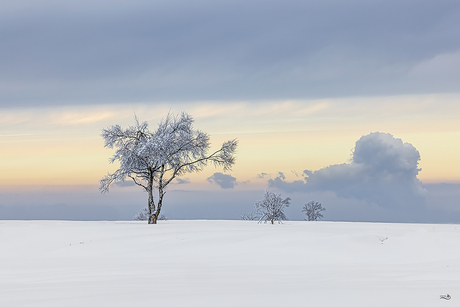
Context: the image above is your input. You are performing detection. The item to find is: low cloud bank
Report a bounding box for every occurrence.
[175,178,191,184]
[269,132,426,208]
[115,181,136,187]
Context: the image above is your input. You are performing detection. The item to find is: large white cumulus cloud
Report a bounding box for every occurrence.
[269,132,426,208]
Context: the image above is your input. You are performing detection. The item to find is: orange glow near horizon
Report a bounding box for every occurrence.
[1,95,460,188]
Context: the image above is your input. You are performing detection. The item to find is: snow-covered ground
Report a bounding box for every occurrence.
[1,220,459,306]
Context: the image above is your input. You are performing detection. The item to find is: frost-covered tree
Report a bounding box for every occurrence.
[134,208,149,221]
[100,112,238,224]
[302,201,326,221]
[255,191,290,224]
[241,212,258,221]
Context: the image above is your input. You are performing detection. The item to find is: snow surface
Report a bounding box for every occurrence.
[1,220,459,306]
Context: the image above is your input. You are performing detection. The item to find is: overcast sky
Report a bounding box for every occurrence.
[1,0,460,222]
[2,0,460,105]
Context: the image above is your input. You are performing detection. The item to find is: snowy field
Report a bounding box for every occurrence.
[1,220,459,306]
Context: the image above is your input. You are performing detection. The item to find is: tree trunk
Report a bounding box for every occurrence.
[147,174,156,224]
[156,185,165,223]
[147,166,170,225]
[148,188,156,224]
[151,213,158,224]
[150,165,166,225]
[150,190,164,224]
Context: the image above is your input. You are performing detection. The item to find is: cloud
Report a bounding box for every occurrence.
[269,132,427,208]
[115,180,136,187]
[207,172,237,189]
[277,172,286,180]
[256,173,270,179]
[175,178,191,185]
[1,0,459,106]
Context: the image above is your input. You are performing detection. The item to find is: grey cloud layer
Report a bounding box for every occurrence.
[1,0,460,106]
[269,132,426,208]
